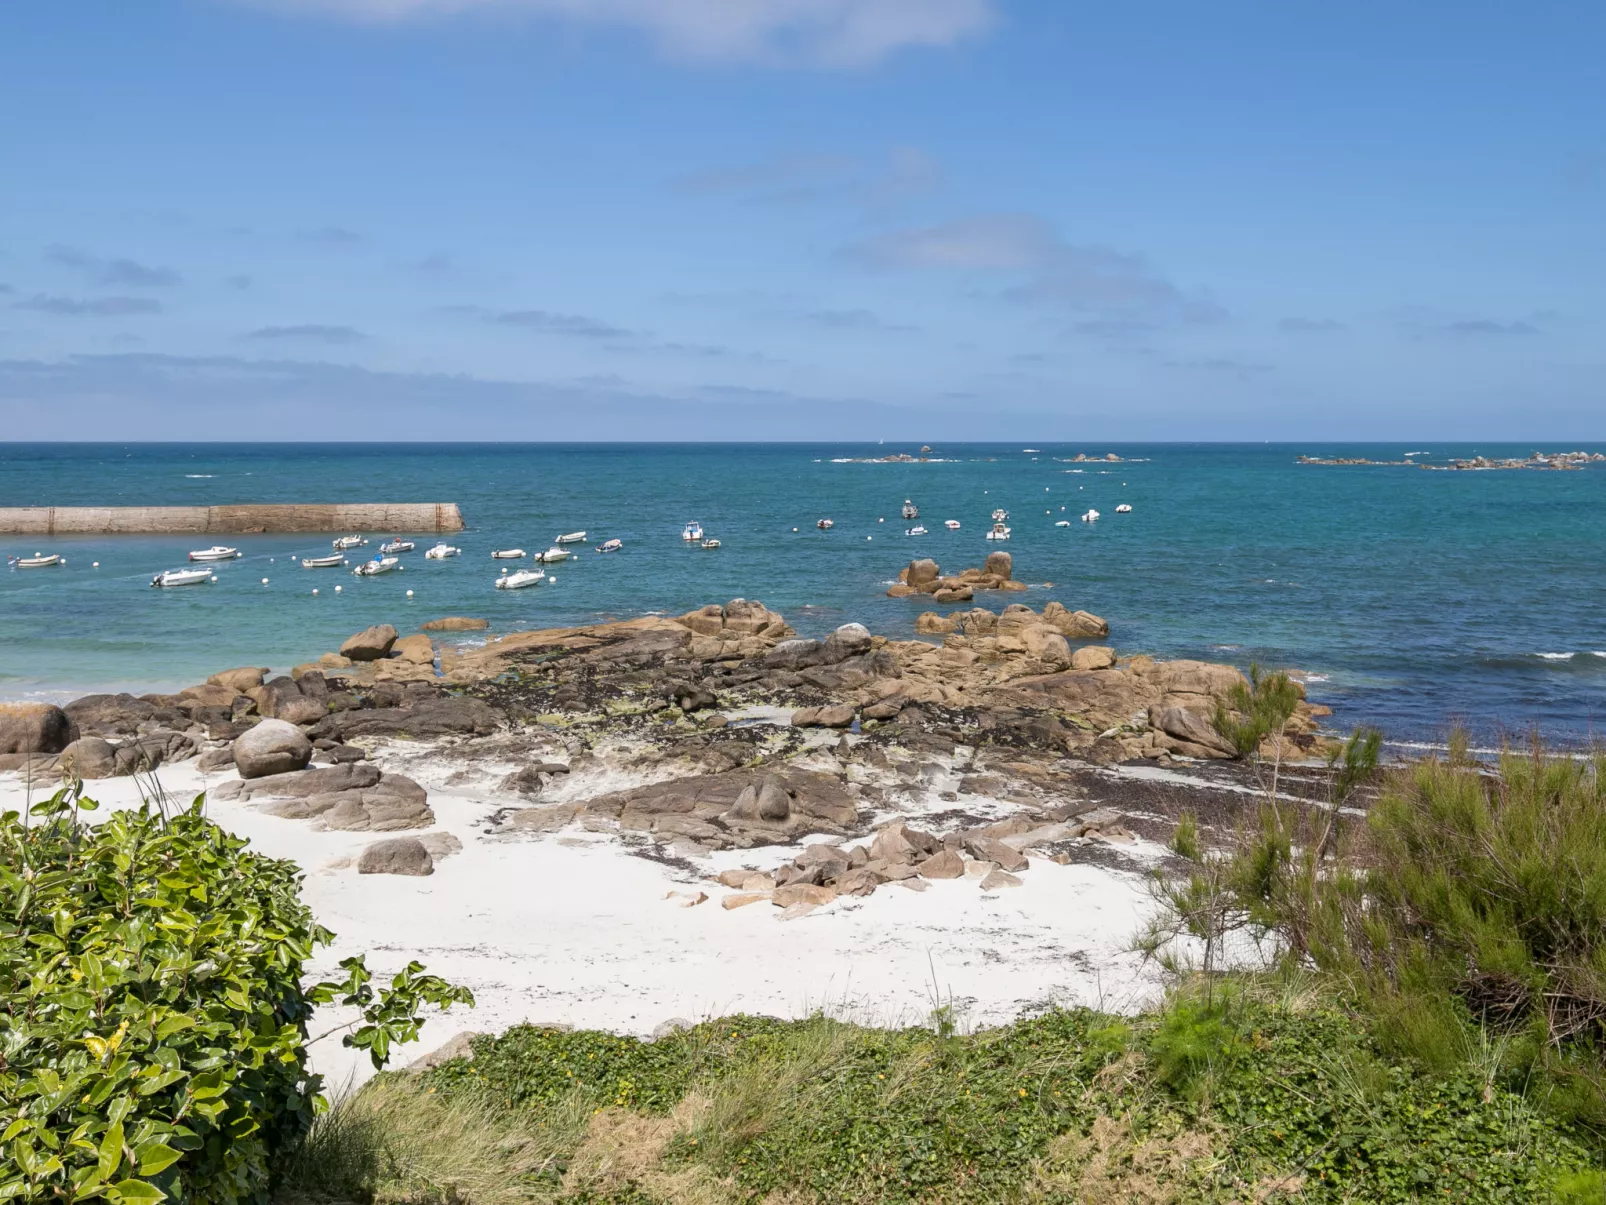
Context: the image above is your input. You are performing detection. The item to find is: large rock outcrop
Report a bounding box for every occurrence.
[232,718,313,779]
[0,703,76,755]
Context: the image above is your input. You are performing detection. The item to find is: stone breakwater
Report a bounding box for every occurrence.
[0,592,1335,901]
[0,502,464,534]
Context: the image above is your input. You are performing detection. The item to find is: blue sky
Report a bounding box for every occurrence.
[0,0,1601,439]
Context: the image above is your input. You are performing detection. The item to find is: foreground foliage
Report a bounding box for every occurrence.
[0,790,470,1203]
[280,985,1601,1204]
[1152,732,1606,1144]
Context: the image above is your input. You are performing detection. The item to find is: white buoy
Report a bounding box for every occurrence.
[312,588,319,595]
[866,536,872,541]
[501,567,508,574]
[406,589,413,598]
[334,585,342,593]
[92,561,99,567]
[261,577,269,585]
[879,517,885,523]
[792,527,798,533]
[210,575,217,582]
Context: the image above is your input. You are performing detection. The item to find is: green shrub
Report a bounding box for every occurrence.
[0,789,470,1203]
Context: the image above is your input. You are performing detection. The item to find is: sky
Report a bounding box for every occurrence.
[0,0,1602,440]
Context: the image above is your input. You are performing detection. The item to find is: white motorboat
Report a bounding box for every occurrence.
[495,568,545,590]
[1115,504,1133,514]
[985,522,1011,541]
[816,519,834,530]
[380,538,416,555]
[534,547,573,563]
[596,538,623,554]
[302,554,346,568]
[352,556,401,576]
[9,553,61,568]
[681,521,704,542]
[701,538,721,550]
[556,531,587,545]
[333,535,366,550]
[901,500,919,520]
[991,508,1009,522]
[188,546,240,562]
[905,525,928,537]
[1055,520,1071,528]
[944,520,961,530]
[151,568,214,588]
[1081,509,1100,522]
[490,548,526,560]
[424,543,461,559]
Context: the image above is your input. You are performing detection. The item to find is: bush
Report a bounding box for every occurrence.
[0,789,470,1203]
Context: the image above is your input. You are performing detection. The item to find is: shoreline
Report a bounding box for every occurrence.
[0,583,1340,1082]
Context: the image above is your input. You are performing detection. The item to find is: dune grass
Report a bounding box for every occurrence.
[275,981,1600,1204]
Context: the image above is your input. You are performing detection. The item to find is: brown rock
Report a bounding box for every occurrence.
[1070,645,1117,671]
[357,837,433,876]
[962,835,1029,872]
[796,843,852,878]
[340,624,399,662]
[725,776,793,824]
[886,583,918,599]
[0,704,77,756]
[232,718,313,779]
[1151,705,1237,757]
[773,883,836,909]
[862,697,905,721]
[933,586,974,604]
[915,612,956,635]
[980,868,1023,890]
[1041,602,1110,639]
[392,634,435,665]
[208,666,269,693]
[1020,627,1072,668]
[722,892,771,910]
[984,550,1013,580]
[916,849,965,879]
[419,616,490,632]
[56,736,118,779]
[906,558,941,588]
[834,868,884,897]
[180,683,238,709]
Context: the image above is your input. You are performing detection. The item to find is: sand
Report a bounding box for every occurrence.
[1,743,1165,1095]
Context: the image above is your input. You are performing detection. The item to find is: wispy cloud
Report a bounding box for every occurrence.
[804,307,916,332]
[46,245,183,287]
[1163,355,1273,376]
[846,212,1226,325]
[298,225,364,247]
[493,309,633,338]
[674,146,940,206]
[244,323,368,343]
[1278,316,1348,333]
[1400,316,1542,339]
[224,274,254,290]
[227,0,995,67]
[14,294,163,316]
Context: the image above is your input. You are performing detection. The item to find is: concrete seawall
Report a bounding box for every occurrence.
[0,503,464,535]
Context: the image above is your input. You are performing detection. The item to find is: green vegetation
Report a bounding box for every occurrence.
[278,990,1599,1203]
[0,788,470,1203]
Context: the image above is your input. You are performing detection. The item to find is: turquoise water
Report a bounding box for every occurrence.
[4,442,1605,747]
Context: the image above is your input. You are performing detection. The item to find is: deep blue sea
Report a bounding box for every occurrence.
[4,442,1605,749]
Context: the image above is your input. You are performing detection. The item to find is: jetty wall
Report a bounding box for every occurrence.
[0,503,464,535]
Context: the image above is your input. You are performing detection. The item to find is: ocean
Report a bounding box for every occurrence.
[3,442,1604,749]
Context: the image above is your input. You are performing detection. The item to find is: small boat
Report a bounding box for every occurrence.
[1115,504,1133,514]
[301,554,346,568]
[901,500,919,520]
[495,568,546,590]
[906,525,928,537]
[151,568,214,588]
[9,553,61,568]
[380,538,416,555]
[556,531,587,545]
[424,543,461,559]
[188,546,240,562]
[332,535,366,550]
[701,538,721,550]
[596,538,623,554]
[491,548,526,560]
[534,547,572,563]
[991,508,1009,522]
[681,521,704,542]
[1081,509,1100,522]
[352,556,401,576]
[1055,520,1071,528]
[985,522,1011,541]
[816,519,834,530]
[944,520,961,530]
